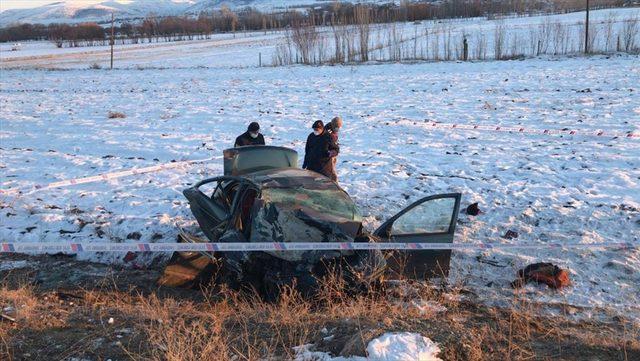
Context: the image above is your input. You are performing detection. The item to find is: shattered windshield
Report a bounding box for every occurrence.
[261,186,361,222]
[249,176,363,261]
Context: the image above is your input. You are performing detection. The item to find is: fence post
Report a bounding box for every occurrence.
[584,0,590,54]
[463,37,468,61]
[259,52,262,67]
[110,13,114,69]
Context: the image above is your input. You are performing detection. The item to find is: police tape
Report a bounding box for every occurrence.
[406,120,640,139]
[0,156,219,196]
[1,241,636,253]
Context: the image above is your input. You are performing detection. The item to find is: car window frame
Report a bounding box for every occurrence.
[374,193,462,238]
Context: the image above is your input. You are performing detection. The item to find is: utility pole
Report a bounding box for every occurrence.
[584,0,590,54]
[110,13,115,69]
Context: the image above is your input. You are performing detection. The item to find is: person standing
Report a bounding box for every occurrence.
[234,122,265,147]
[302,120,338,180]
[324,116,342,182]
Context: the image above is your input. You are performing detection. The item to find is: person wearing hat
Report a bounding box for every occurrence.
[234,122,265,147]
[303,120,339,180]
[324,116,343,181]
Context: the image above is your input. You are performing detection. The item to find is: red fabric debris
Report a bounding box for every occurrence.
[511,262,571,289]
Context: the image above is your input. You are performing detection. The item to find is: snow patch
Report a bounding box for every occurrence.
[0,260,31,271]
[367,333,442,361]
[294,332,441,361]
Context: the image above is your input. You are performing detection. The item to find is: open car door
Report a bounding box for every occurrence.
[158,178,233,288]
[373,193,461,280]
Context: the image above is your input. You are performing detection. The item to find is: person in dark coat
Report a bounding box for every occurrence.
[234,122,265,147]
[303,120,339,180]
[324,116,342,182]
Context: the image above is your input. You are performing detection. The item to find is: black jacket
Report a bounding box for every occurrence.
[234,131,265,147]
[302,131,338,176]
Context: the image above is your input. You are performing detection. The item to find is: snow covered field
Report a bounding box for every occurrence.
[1,8,638,69]
[1,54,638,323]
[1,8,639,325]
[0,30,285,69]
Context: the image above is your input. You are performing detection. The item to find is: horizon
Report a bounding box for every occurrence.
[2,1,98,10]
[1,0,194,11]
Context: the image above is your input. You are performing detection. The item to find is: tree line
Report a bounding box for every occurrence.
[0,0,629,46]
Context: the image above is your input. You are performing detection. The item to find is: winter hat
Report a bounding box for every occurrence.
[330,116,343,129]
[248,122,260,132]
[312,120,324,129]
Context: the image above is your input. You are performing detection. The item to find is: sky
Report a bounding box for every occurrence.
[1,1,104,10]
[0,1,199,10]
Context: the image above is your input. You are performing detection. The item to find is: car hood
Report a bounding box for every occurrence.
[246,168,363,262]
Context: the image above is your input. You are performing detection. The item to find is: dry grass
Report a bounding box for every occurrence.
[60,271,449,361]
[1,256,638,361]
[0,281,40,360]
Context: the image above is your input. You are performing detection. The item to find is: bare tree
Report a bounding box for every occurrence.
[603,12,615,52]
[494,23,505,59]
[474,32,488,60]
[331,16,346,63]
[290,20,319,64]
[355,6,371,62]
[621,16,639,52]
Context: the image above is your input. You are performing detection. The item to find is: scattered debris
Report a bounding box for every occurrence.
[1,306,16,323]
[476,255,508,268]
[466,202,481,216]
[123,251,137,263]
[56,291,83,301]
[1,312,16,323]
[107,111,126,119]
[126,232,142,240]
[511,262,571,289]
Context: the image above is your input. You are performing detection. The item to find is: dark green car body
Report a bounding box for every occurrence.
[162,146,461,294]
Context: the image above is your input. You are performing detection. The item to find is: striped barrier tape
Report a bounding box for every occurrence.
[404,120,640,139]
[1,241,636,253]
[0,156,218,196]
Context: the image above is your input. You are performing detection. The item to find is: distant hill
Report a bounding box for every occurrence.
[0,0,397,26]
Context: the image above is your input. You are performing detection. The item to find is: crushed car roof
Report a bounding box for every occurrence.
[242,167,343,192]
[245,168,363,257]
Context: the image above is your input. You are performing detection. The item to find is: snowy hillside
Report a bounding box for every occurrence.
[0,0,396,26]
[0,0,193,25]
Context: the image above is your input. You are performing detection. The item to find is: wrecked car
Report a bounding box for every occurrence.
[159,146,461,297]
